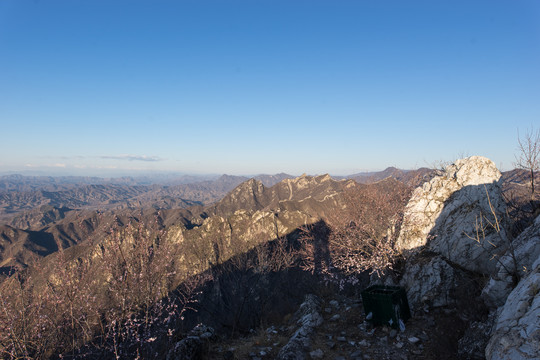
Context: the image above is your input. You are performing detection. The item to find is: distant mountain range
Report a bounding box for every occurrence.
[0,169,414,277]
[348,166,434,187]
[7,165,517,278]
[0,173,294,227]
[0,167,440,231]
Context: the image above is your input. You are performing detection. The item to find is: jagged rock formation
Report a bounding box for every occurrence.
[206,174,355,219]
[399,254,458,310]
[397,156,508,274]
[167,174,355,276]
[397,156,508,311]
[394,156,539,358]
[457,211,540,359]
[276,294,323,360]
[485,251,540,360]
[483,214,540,308]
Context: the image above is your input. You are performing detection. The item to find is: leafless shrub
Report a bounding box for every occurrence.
[0,250,103,359]
[514,127,540,206]
[300,181,411,281]
[0,217,199,359]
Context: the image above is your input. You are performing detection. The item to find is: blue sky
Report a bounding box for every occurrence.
[1,0,539,176]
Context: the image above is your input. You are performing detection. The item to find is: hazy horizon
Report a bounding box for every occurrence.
[0,164,407,178]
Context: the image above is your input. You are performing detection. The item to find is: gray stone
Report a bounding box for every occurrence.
[483,214,540,308]
[400,254,457,310]
[295,294,324,328]
[309,349,324,359]
[166,336,202,360]
[277,294,324,360]
[166,324,215,360]
[485,253,540,360]
[458,313,497,360]
[358,340,369,347]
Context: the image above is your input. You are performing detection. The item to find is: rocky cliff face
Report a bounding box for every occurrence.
[397,156,508,310]
[206,174,354,219]
[395,156,539,359]
[485,250,540,360]
[483,214,540,308]
[397,156,508,274]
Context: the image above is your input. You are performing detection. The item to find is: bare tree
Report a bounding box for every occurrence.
[514,127,540,206]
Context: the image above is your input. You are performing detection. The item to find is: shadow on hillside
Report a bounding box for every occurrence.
[68,222,343,359]
[179,220,338,336]
[0,231,58,278]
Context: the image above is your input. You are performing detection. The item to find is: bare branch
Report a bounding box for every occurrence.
[514,127,540,203]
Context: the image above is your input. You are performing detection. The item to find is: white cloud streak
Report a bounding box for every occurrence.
[100,154,163,162]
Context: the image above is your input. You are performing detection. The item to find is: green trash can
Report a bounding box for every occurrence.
[361,285,411,329]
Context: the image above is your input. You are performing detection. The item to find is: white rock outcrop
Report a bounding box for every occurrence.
[396,156,508,274]
[485,254,540,360]
[483,214,540,308]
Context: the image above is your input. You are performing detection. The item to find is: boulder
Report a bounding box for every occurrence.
[166,324,215,360]
[397,156,508,274]
[485,254,540,360]
[399,254,457,311]
[483,214,540,308]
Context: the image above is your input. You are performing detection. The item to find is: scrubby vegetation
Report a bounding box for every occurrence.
[0,219,199,359]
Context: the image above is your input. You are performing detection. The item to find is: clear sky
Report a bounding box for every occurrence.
[1,0,539,176]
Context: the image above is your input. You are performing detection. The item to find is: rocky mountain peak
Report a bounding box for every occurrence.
[445,155,501,187]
